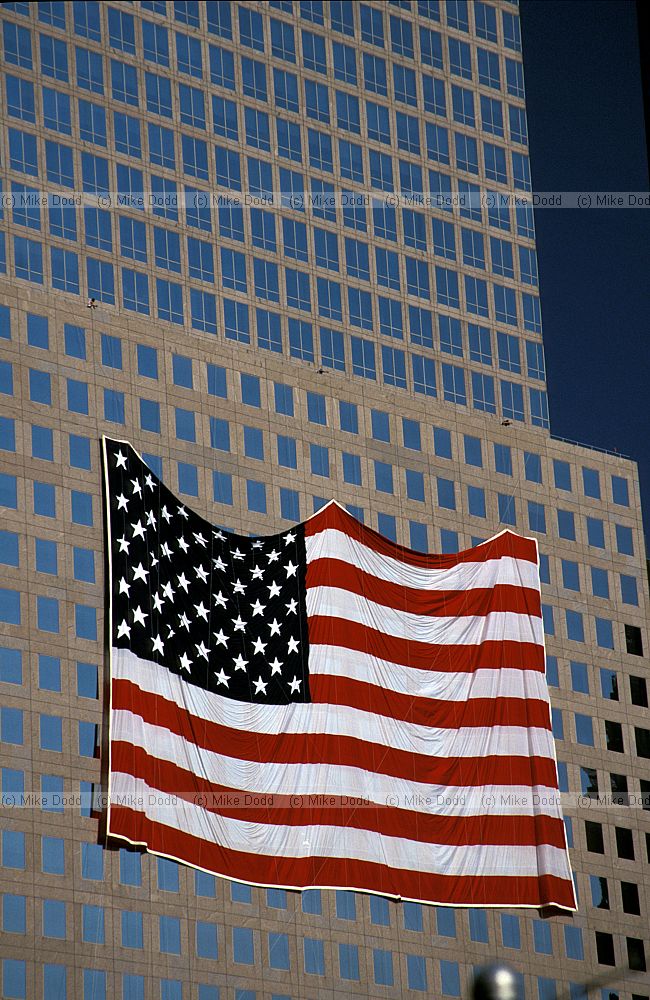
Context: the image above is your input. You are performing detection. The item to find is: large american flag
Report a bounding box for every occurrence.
[103,437,575,910]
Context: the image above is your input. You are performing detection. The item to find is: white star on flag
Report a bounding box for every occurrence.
[132,606,148,627]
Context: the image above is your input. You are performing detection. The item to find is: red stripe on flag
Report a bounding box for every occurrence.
[108,805,576,909]
[307,617,545,673]
[309,675,552,729]
[306,505,539,567]
[112,678,554,782]
[110,741,568,848]
[113,675,555,756]
[306,559,543,617]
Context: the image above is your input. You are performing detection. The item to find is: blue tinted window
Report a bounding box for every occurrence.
[557,509,576,541]
[582,467,600,498]
[233,926,254,964]
[119,848,142,886]
[0,647,22,686]
[501,913,520,948]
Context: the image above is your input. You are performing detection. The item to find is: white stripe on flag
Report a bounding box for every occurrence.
[113,649,556,760]
[110,771,570,879]
[306,587,544,645]
[306,529,540,590]
[111,708,561,818]
[308,644,551,701]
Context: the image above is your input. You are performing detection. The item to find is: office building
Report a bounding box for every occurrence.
[0,1,648,998]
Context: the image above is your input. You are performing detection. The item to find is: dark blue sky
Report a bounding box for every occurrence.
[519,0,650,542]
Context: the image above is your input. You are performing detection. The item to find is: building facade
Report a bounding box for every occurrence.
[0,1,648,999]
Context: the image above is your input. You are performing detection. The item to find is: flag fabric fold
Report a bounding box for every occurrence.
[103,436,576,910]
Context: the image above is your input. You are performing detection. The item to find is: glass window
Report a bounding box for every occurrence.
[469,908,489,943]
[268,931,290,970]
[304,936,325,974]
[301,889,321,914]
[160,914,181,954]
[0,647,22,686]
[463,434,483,467]
[191,920,217,960]
[122,910,144,950]
[336,890,356,920]
[120,849,142,887]
[437,477,456,510]
[440,959,461,997]
[158,857,180,892]
[407,953,427,991]
[233,926,254,964]
[501,913,521,949]
[437,908,457,938]
[373,948,394,986]
[40,836,63,875]
[82,903,105,943]
[591,566,609,599]
[533,919,553,955]
[557,509,576,541]
[339,942,360,980]
[620,574,639,605]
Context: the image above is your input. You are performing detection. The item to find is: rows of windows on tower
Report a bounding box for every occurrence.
[0,0,549,426]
